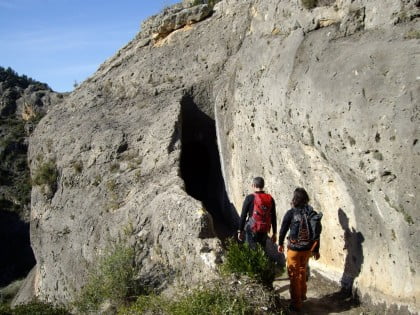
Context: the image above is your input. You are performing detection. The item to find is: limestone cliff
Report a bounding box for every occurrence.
[16,0,419,313]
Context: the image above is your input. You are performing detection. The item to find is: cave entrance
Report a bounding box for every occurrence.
[180,95,236,240]
[0,209,35,287]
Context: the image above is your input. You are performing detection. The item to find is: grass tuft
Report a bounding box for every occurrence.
[32,160,58,187]
[0,300,69,315]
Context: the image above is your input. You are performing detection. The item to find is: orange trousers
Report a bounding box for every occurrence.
[287,249,312,309]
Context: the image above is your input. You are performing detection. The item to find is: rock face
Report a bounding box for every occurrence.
[16,0,419,313]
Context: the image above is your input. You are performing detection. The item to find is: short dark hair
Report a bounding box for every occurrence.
[253,177,265,189]
[292,187,309,208]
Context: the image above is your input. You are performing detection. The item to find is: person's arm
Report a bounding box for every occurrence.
[238,194,253,240]
[311,241,320,260]
[239,194,253,231]
[278,209,293,252]
[271,199,277,243]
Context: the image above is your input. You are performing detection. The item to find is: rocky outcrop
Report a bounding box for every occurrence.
[16,0,419,313]
[141,3,213,41]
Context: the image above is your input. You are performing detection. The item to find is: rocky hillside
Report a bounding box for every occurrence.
[0,67,63,288]
[14,0,419,313]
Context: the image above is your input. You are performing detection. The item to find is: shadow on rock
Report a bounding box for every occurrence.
[179,94,239,242]
[266,239,286,268]
[338,208,364,297]
[0,210,35,287]
[303,290,361,314]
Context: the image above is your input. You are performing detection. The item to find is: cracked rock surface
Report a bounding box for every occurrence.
[14,0,419,313]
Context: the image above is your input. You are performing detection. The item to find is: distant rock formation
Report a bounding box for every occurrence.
[0,67,63,287]
[14,1,419,313]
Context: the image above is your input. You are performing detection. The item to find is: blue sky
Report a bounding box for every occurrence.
[0,0,180,92]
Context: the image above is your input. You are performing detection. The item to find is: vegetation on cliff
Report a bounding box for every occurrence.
[0,67,49,91]
[70,241,283,314]
[221,240,277,286]
[0,66,52,218]
[0,67,61,291]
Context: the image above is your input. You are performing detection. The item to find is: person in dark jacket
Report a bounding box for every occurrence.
[278,187,320,312]
[238,177,277,249]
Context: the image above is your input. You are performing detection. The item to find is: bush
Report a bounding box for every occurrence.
[0,300,69,315]
[74,244,138,313]
[169,286,251,315]
[221,240,275,286]
[118,286,252,315]
[32,160,58,187]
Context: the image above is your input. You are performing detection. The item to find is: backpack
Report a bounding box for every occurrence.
[308,209,323,242]
[250,193,273,233]
[289,206,323,249]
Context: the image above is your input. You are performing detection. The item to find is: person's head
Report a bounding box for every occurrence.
[292,187,309,208]
[252,177,265,190]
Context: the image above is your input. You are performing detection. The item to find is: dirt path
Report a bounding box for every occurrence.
[273,271,370,314]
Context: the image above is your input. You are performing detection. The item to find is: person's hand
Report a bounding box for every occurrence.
[271,234,277,243]
[237,231,244,241]
[278,244,284,253]
[312,252,320,260]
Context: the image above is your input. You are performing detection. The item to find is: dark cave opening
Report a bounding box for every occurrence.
[180,95,237,240]
[0,210,36,287]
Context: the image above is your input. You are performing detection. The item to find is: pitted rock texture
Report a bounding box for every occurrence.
[16,0,419,313]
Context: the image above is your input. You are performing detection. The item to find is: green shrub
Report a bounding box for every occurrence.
[118,294,166,315]
[74,244,138,313]
[169,286,251,315]
[0,300,69,315]
[221,240,275,286]
[301,0,317,9]
[32,160,58,187]
[118,286,252,315]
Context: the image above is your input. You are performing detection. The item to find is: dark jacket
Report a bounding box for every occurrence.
[278,205,320,252]
[239,191,277,233]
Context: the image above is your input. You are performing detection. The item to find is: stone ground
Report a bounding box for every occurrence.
[273,271,370,315]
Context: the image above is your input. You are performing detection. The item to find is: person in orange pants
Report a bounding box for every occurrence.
[278,188,321,312]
